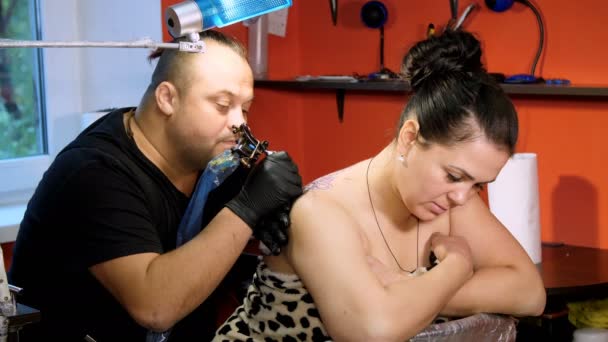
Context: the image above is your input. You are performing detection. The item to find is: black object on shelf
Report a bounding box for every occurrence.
[489,72,506,83]
[485,0,545,84]
[360,1,400,81]
[329,0,338,25]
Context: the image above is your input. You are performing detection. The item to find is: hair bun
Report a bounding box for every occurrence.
[402,30,484,92]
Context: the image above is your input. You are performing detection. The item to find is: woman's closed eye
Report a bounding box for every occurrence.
[447,173,462,182]
[448,173,485,191]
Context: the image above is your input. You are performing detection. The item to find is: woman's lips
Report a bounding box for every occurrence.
[430,202,447,215]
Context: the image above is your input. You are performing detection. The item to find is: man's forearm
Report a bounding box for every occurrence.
[439,266,546,318]
[141,208,252,329]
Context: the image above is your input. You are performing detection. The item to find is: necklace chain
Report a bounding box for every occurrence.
[366,157,419,274]
[125,109,135,139]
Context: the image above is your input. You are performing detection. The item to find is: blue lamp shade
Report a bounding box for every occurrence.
[485,0,515,12]
[361,1,388,29]
[167,0,292,38]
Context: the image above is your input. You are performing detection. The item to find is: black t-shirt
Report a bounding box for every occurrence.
[8,108,248,341]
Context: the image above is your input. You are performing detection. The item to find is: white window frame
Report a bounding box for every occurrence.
[0,0,161,240]
[0,0,52,205]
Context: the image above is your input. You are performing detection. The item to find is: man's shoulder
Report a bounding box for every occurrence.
[52,141,126,177]
[44,133,140,195]
[56,108,137,171]
[60,107,133,155]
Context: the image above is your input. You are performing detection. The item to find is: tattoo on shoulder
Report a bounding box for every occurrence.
[304,170,344,192]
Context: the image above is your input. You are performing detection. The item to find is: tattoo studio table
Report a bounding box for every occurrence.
[542,244,608,298]
[518,244,608,341]
[7,303,40,342]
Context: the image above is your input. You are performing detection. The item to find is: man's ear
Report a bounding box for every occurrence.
[155,81,178,117]
[397,119,420,156]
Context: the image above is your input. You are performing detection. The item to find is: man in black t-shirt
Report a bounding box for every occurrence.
[8,30,302,341]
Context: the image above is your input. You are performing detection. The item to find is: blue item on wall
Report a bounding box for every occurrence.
[485,0,515,12]
[360,1,388,29]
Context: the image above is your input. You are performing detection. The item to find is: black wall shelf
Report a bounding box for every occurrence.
[255,80,608,122]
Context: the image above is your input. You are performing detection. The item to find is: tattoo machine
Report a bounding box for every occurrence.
[178,124,273,245]
[231,124,273,168]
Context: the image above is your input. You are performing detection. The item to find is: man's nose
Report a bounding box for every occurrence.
[228,107,246,128]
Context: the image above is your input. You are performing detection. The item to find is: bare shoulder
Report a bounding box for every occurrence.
[290,187,348,231]
[448,194,497,234]
[303,167,348,192]
[289,163,366,243]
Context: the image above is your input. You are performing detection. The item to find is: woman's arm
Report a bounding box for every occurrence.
[286,192,473,342]
[441,194,546,317]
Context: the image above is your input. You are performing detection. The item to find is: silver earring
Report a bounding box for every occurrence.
[398,154,408,167]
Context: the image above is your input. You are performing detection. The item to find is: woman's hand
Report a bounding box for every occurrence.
[430,232,474,279]
[367,232,475,288]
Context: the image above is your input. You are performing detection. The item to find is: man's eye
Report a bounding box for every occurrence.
[447,173,461,182]
[216,103,229,111]
[475,183,485,191]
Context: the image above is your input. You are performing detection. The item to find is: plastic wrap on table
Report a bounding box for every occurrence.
[409,313,517,342]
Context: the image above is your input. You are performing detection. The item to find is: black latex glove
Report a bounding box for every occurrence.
[254,204,291,255]
[200,165,250,229]
[226,151,302,230]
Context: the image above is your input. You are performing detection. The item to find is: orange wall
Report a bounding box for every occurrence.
[161,0,608,249]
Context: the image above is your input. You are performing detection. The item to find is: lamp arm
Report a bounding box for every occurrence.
[517,0,544,77]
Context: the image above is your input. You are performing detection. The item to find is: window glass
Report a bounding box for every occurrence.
[0,0,45,160]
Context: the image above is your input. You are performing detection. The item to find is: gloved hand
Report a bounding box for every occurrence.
[254,204,291,255]
[226,151,302,230]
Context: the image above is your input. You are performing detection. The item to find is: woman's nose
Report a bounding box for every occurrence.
[448,186,471,206]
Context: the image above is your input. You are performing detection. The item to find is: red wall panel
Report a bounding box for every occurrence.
[160,0,608,249]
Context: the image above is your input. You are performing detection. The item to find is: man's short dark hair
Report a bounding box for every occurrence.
[143,30,247,99]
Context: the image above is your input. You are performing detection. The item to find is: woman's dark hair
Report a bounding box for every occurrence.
[142,30,247,99]
[398,30,518,155]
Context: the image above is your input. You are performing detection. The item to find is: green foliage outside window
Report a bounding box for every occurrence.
[0,0,44,159]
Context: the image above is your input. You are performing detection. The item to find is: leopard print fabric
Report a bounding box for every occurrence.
[213,261,332,342]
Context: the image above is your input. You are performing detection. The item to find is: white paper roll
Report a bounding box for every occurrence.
[487,153,542,264]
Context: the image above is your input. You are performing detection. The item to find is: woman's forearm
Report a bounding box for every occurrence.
[439,266,546,317]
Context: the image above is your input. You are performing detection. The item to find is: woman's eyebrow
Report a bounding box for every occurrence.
[447,164,475,180]
[448,164,496,183]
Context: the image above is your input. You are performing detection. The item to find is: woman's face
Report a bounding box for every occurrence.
[398,136,510,221]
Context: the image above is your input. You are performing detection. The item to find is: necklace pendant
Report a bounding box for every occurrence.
[409,266,428,277]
